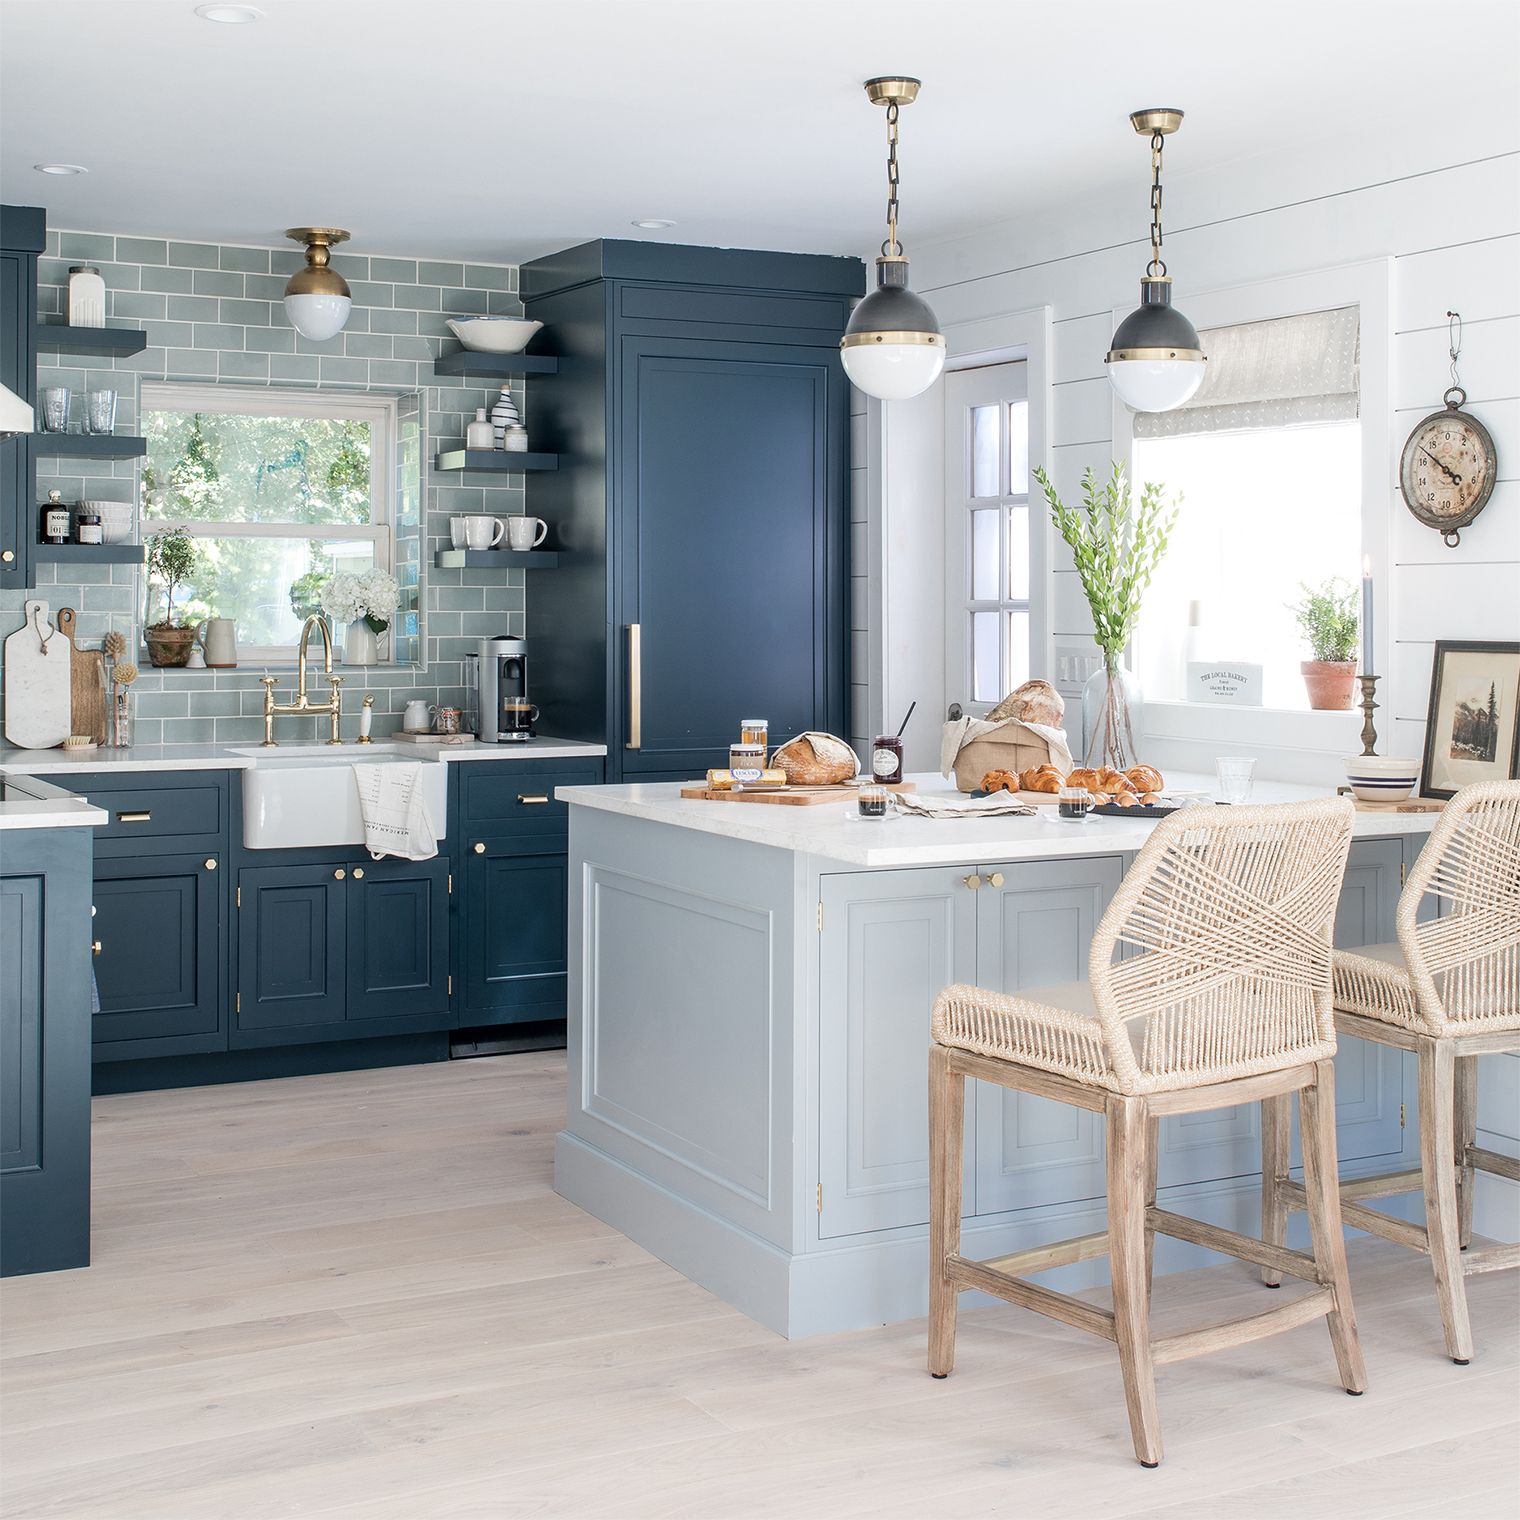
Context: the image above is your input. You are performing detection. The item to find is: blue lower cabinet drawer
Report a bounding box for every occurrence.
[65,771,230,856]
[457,759,601,833]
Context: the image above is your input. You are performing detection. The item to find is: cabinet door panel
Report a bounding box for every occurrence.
[347,859,449,1021]
[237,866,345,1030]
[617,337,843,774]
[465,842,568,1023]
[819,869,976,1238]
[973,859,1121,1213]
[92,854,219,1047]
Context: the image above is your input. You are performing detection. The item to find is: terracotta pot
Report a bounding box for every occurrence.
[145,625,196,668]
[1301,659,1357,711]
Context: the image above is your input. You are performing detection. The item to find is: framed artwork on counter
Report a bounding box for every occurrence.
[1419,640,1520,799]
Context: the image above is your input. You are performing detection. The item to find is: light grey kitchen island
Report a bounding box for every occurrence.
[554,774,1440,1338]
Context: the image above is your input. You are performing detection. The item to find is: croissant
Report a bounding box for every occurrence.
[1019,764,1064,794]
[980,768,1020,795]
[1126,764,1164,794]
[1066,767,1100,791]
[1095,767,1134,794]
[1113,791,1139,807]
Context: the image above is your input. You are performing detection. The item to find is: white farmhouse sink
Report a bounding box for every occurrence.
[231,746,448,850]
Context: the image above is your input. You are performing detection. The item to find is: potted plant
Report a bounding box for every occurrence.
[1033,461,1178,768]
[144,526,201,667]
[1289,578,1359,710]
[320,568,400,668]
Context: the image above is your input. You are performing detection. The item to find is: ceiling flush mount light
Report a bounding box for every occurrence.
[630,218,676,231]
[1105,108,1206,414]
[283,227,352,341]
[194,4,263,21]
[34,163,88,176]
[840,76,944,402]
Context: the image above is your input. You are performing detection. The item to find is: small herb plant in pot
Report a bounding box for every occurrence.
[144,526,202,667]
[1289,578,1359,710]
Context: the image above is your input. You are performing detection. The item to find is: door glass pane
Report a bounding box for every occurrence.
[972,611,1000,703]
[1006,610,1031,693]
[1008,401,1029,497]
[1006,505,1030,600]
[971,509,999,600]
[970,406,1000,498]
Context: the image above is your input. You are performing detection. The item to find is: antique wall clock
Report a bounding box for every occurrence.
[1399,313,1499,547]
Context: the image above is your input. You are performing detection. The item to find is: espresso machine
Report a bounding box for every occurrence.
[469,636,538,742]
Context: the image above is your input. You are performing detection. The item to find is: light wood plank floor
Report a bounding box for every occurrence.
[1,1055,1516,1519]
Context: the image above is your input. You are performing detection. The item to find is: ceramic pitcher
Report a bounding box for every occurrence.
[198,618,238,668]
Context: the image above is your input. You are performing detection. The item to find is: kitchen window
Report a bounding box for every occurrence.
[945,361,1032,709]
[141,383,397,663]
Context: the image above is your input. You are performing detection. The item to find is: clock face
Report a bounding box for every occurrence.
[1400,405,1498,538]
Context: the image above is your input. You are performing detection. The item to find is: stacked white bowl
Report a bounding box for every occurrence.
[81,500,134,545]
[1343,755,1422,802]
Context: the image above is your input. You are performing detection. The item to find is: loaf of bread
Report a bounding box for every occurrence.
[987,678,1065,729]
[772,732,858,786]
[1018,764,1064,794]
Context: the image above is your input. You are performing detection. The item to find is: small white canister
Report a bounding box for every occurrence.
[67,265,106,327]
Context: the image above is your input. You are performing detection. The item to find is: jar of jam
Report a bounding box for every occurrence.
[870,733,903,784]
[75,509,103,545]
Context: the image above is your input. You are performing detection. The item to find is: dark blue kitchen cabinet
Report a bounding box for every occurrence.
[522,240,861,783]
[1,205,44,595]
[236,862,347,1031]
[346,857,450,1021]
[92,852,222,1057]
[463,839,568,1023]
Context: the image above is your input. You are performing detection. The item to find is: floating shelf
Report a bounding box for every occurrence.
[433,349,558,379]
[433,549,559,570]
[433,449,558,474]
[35,324,149,357]
[33,543,145,566]
[33,434,148,460]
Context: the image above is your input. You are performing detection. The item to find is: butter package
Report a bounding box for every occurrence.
[705,768,788,790]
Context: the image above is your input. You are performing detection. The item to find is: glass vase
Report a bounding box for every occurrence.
[344,619,378,667]
[1080,659,1142,770]
[111,689,132,748]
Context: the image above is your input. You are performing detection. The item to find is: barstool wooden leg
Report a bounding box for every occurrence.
[1298,1058,1366,1394]
[1107,1095,1162,1467]
[1260,1091,1291,1288]
[1418,1040,1474,1363]
[1144,1115,1160,1295]
[1454,1054,1478,1251]
[928,1044,965,1379]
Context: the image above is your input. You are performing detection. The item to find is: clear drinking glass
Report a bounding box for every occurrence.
[85,389,118,434]
[1057,784,1093,820]
[1215,756,1256,805]
[40,386,70,432]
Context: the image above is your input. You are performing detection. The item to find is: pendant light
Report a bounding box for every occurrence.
[1105,110,1206,413]
[840,77,944,401]
[0,382,34,439]
[283,227,353,341]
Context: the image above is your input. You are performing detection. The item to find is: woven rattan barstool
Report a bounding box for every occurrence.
[927,797,1363,1468]
[1261,780,1520,1364]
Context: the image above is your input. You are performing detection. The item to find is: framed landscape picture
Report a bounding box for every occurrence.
[1420,641,1520,799]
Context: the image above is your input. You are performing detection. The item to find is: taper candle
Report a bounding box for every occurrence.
[1361,555,1374,676]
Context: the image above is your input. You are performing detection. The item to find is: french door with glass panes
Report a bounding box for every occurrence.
[944,363,1035,712]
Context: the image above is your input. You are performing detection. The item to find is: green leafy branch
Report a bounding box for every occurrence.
[1033,461,1179,666]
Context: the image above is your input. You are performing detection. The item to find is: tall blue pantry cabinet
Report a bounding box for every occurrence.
[521,241,864,783]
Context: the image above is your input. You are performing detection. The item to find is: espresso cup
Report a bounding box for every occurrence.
[461,515,505,550]
[506,516,548,552]
[501,700,539,735]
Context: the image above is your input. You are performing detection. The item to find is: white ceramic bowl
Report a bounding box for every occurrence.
[82,499,134,545]
[1344,755,1421,803]
[446,318,543,355]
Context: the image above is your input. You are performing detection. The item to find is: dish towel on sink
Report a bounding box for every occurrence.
[352,762,437,861]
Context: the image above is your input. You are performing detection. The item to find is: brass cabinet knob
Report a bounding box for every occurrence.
[964,874,982,890]
[988,872,1005,888]
[92,939,102,956]
[352,867,364,879]
[473,842,486,855]
[2,550,14,564]
[334,868,346,880]
[204,858,217,871]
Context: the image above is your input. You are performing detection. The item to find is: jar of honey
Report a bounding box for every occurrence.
[740,717,768,750]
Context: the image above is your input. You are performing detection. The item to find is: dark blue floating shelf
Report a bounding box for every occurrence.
[33,543,145,566]
[35,325,149,357]
[433,349,558,379]
[433,549,559,570]
[433,449,558,474]
[33,434,148,459]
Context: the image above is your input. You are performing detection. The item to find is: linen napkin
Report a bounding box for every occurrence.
[352,762,438,861]
[893,791,1037,820]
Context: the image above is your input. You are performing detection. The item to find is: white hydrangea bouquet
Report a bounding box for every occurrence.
[320,568,400,635]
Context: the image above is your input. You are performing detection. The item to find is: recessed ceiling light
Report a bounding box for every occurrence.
[34,163,88,176]
[195,3,263,22]
[630,218,676,231]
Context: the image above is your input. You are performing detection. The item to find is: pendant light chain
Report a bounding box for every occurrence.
[883,101,902,258]
[1147,130,1167,278]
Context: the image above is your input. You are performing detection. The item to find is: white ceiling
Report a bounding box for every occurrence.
[2,0,1516,266]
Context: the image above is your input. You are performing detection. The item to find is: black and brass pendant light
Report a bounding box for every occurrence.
[840,77,945,401]
[1105,109,1206,413]
[283,227,353,341]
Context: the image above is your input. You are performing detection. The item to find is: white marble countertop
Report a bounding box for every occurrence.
[0,772,108,832]
[558,772,1441,868]
[0,736,608,776]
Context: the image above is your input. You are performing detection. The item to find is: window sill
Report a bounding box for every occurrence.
[1142,697,1365,756]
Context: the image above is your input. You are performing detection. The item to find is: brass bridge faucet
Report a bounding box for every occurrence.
[260,615,345,746]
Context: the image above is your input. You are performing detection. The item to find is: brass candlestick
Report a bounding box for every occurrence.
[1357,674,1380,757]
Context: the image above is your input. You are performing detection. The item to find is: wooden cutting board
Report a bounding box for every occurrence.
[679,781,917,806]
[1351,797,1443,813]
[3,600,73,749]
[55,607,107,745]
[390,730,476,745]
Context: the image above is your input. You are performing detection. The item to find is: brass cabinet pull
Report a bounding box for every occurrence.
[204,858,217,871]
[334,868,346,880]
[517,794,549,805]
[352,867,364,879]
[626,623,642,750]
[988,872,1005,888]
[473,842,486,855]
[116,810,152,823]
[92,939,102,957]
[964,874,982,890]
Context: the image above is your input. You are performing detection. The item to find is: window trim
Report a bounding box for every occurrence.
[140,382,398,664]
[1110,257,1393,760]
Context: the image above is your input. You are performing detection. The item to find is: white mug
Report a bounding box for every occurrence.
[402,699,436,733]
[462,515,505,550]
[506,516,548,552]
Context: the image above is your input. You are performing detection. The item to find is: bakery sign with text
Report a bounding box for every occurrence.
[1187,662,1264,706]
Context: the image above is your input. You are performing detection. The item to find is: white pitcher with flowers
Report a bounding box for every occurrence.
[320,569,400,668]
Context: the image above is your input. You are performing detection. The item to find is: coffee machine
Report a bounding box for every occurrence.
[469,636,537,742]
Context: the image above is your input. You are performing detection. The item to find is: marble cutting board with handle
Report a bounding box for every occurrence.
[3,600,74,749]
